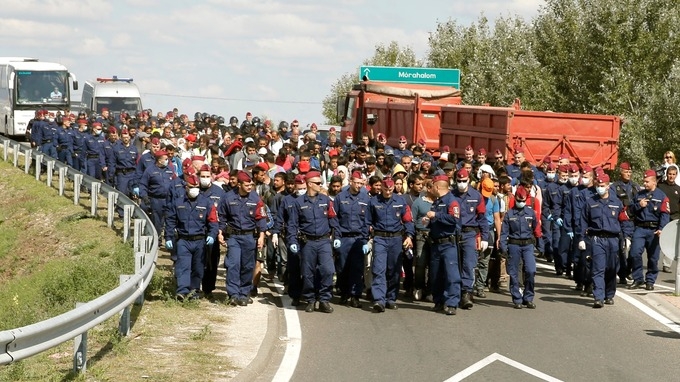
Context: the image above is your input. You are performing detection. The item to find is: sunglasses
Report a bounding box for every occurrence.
[309,181,322,185]
[495,156,503,159]
[399,141,407,143]
[666,156,673,159]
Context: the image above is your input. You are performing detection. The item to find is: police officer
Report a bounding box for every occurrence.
[425,174,461,315]
[198,164,227,298]
[367,177,415,312]
[628,169,671,290]
[164,174,219,301]
[555,164,580,278]
[113,129,139,215]
[37,112,58,159]
[500,187,541,309]
[56,115,75,167]
[541,162,560,263]
[218,171,267,306]
[452,168,488,309]
[567,165,596,294]
[103,126,118,185]
[334,171,370,308]
[138,150,175,235]
[74,118,89,173]
[273,174,306,306]
[287,171,340,313]
[83,122,107,181]
[579,173,632,308]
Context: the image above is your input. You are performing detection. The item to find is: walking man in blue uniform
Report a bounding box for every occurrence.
[287,171,340,313]
[164,174,219,301]
[218,171,267,306]
[83,122,107,181]
[425,174,461,315]
[334,171,370,308]
[580,173,632,307]
[367,177,415,312]
[138,150,175,235]
[500,187,542,309]
[452,168,488,309]
[113,129,139,214]
[199,164,227,298]
[628,169,670,291]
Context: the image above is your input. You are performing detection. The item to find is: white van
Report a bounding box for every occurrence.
[81,76,143,116]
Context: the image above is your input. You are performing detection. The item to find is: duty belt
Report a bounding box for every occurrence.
[636,221,659,229]
[342,232,362,238]
[116,168,136,174]
[87,154,99,159]
[42,139,52,143]
[300,233,330,241]
[226,227,256,236]
[179,234,205,241]
[588,231,619,238]
[462,226,480,233]
[432,236,457,245]
[508,238,535,245]
[373,230,404,238]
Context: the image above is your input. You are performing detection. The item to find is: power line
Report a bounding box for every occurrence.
[141,92,323,105]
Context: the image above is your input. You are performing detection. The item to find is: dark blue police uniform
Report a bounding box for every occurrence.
[113,141,139,198]
[56,125,74,166]
[428,191,462,310]
[200,183,227,295]
[629,188,670,287]
[139,162,175,235]
[84,132,107,180]
[500,204,541,306]
[274,192,303,302]
[453,186,488,295]
[334,187,370,301]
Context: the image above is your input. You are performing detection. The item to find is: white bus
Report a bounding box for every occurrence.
[81,76,143,117]
[0,57,78,137]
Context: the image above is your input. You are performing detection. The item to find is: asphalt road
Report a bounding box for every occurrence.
[288,260,680,382]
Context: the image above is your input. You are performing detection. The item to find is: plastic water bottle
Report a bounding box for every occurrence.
[406,248,414,259]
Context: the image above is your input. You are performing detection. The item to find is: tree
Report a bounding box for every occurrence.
[321,41,420,124]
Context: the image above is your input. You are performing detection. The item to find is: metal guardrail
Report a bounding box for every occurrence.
[0,137,159,373]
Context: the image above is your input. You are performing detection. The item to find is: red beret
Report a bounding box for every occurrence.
[151,137,160,145]
[399,135,407,141]
[154,150,168,158]
[311,123,317,128]
[351,171,364,180]
[77,118,87,124]
[185,134,197,142]
[92,122,102,127]
[184,166,196,178]
[346,132,353,138]
[182,158,192,169]
[382,177,395,188]
[294,174,306,185]
[199,164,211,172]
[569,164,580,173]
[185,174,200,187]
[514,146,524,154]
[432,174,449,183]
[329,127,336,132]
[558,153,569,160]
[418,138,426,146]
[620,162,631,170]
[305,171,321,181]
[547,163,557,171]
[558,164,569,173]
[237,171,252,183]
[581,165,593,174]
[441,145,450,153]
[377,133,386,139]
[191,155,205,162]
[101,107,109,112]
[494,149,502,156]
[644,169,657,178]
[298,161,311,174]
[246,112,252,116]
[515,187,528,200]
[478,148,487,155]
[457,169,470,179]
[108,126,117,134]
[595,166,605,176]
[292,119,298,123]
[121,129,129,135]
[256,162,269,171]
[465,145,473,152]
[597,173,610,183]
[542,156,551,164]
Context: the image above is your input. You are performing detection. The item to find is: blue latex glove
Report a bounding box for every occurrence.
[362,244,370,254]
[165,240,173,249]
[289,244,298,253]
[567,232,574,239]
[555,218,563,227]
[132,187,140,196]
[547,214,553,221]
[206,236,215,246]
[333,239,341,249]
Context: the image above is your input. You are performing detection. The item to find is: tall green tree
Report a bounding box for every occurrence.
[321,41,419,124]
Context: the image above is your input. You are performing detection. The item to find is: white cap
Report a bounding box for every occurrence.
[439,152,449,161]
[258,147,268,155]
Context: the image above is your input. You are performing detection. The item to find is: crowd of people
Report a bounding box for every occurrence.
[24,108,677,313]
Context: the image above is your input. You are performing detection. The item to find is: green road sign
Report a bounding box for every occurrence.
[359,66,460,88]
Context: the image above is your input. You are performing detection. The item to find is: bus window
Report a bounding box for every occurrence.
[16,71,68,104]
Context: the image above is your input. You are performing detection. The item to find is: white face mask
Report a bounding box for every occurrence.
[187,187,200,198]
[546,172,556,181]
[297,189,307,196]
[569,176,579,186]
[581,177,591,186]
[346,139,353,145]
[159,159,168,167]
[200,178,211,188]
[457,181,468,191]
[516,201,526,209]
[596,186,607,196]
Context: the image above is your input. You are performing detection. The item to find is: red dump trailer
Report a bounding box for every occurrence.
[439,100,621,169]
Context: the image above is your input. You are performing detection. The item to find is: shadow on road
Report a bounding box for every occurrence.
[644,329,680,339]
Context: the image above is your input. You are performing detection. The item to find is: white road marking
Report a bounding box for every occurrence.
[445,352,563,382]
[272,281,302,382]
[535,263,680,334]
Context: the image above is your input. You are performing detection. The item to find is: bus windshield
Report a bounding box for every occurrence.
[95,97,142,114]
[15,70,69,105]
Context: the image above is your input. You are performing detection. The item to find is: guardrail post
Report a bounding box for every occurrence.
[25,149,32,174]
[107,192,118,228]
[134,219,143,252]
[3,140,8,161]
[13,144,19,167]
[34,154,43,180]
[73,302,88,373]
[59,167,68,196]
[135,250,146,306]
[119,275,133,336]
[123,205,134,243]
[73,174,83,205]
[46,160,55,186]
[90,182,101,216]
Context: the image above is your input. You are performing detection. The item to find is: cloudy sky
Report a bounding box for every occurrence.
[2,0,543,125]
